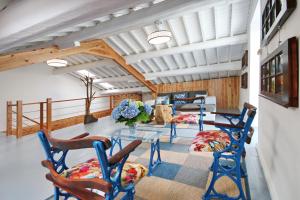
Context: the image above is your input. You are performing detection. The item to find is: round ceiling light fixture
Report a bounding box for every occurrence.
[46,59,68,67]
[147,21,172,45]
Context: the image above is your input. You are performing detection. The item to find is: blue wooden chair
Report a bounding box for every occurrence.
[190,103,256,200]
[170,96,206,143]
[38,131,146,200]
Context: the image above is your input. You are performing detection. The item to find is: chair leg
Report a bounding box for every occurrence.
[174,124,177,138]
[204,156,249,200]
[148,139,162,176]
[110,137,122,156]
[54,187,60,200]
[241,157,251,200]
[121,189,135,200]
[209,161,214,171]
[236,175,247,200]
[203,158,219,199]
[170,123,176,143]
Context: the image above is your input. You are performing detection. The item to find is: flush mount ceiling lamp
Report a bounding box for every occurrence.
[46,59,68,67]
[147,20,172,45]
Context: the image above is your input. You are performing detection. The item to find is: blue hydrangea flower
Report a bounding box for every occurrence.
[144,104,153,115]
[119,99,129,109]
[112,106,121,120]
[121,102,140,119]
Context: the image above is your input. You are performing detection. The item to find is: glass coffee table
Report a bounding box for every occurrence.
[110,128,163,176]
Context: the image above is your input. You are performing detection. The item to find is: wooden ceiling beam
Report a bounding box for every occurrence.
[0,38,157,93]
[86,40,157,93]
[0,40,105,72]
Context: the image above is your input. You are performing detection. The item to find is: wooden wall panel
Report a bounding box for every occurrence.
[156,77,240,109]
[113,93,142,107]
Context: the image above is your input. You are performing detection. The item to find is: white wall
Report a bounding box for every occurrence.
[239,0,259,110]
[0,63,108,132]
[258,1,300,199]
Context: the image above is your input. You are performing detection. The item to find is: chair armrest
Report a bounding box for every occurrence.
[210,111,240,117]
[108,140,142,166]
[203,120,243,129]
[42,160,111,199]
[70,132,90,140]
[48,135,112,151]
[66,178,112,193]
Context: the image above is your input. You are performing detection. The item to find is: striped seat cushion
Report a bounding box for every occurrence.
[60,158,148,187]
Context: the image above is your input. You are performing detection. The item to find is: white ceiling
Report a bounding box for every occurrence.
[59,54,143,91]
[1,0,252,93]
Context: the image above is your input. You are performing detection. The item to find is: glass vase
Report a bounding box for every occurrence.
[128,124,136,135]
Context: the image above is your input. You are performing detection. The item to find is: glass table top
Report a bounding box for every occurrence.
[111,128,163,142]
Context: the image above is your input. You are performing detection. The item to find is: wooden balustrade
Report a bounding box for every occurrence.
[6,101,12,136]
[40,102,44,131]
[46,98,52,134]
[16,100,23,138]
[5,95,115,138]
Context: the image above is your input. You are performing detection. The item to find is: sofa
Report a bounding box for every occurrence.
[155,91,216,121]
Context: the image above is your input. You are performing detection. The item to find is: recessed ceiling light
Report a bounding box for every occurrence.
[153,0,166,5]
[77,70,96,77]
[113,9,130,17]
[96,15,111,23]
[98,82,114,89]
[46,59,68,67]
[133,3,149,11]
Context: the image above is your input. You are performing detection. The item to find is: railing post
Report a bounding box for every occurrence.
[46,98,52,134]
[16,100,23,138]
[40,102,44,130]
[110,96,113,110]
[6,101,12,136]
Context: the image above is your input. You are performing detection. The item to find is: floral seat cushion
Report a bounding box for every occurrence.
[190,130,230,153]
[172,114,199,124]
[60,158,148,187]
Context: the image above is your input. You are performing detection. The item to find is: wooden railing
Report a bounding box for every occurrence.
[6,96,114,138]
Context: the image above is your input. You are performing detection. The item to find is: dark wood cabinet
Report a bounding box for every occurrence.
[241,73,248,89]
[261,0,296,45]
[260,37,298,107]
[242,50,248,70]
